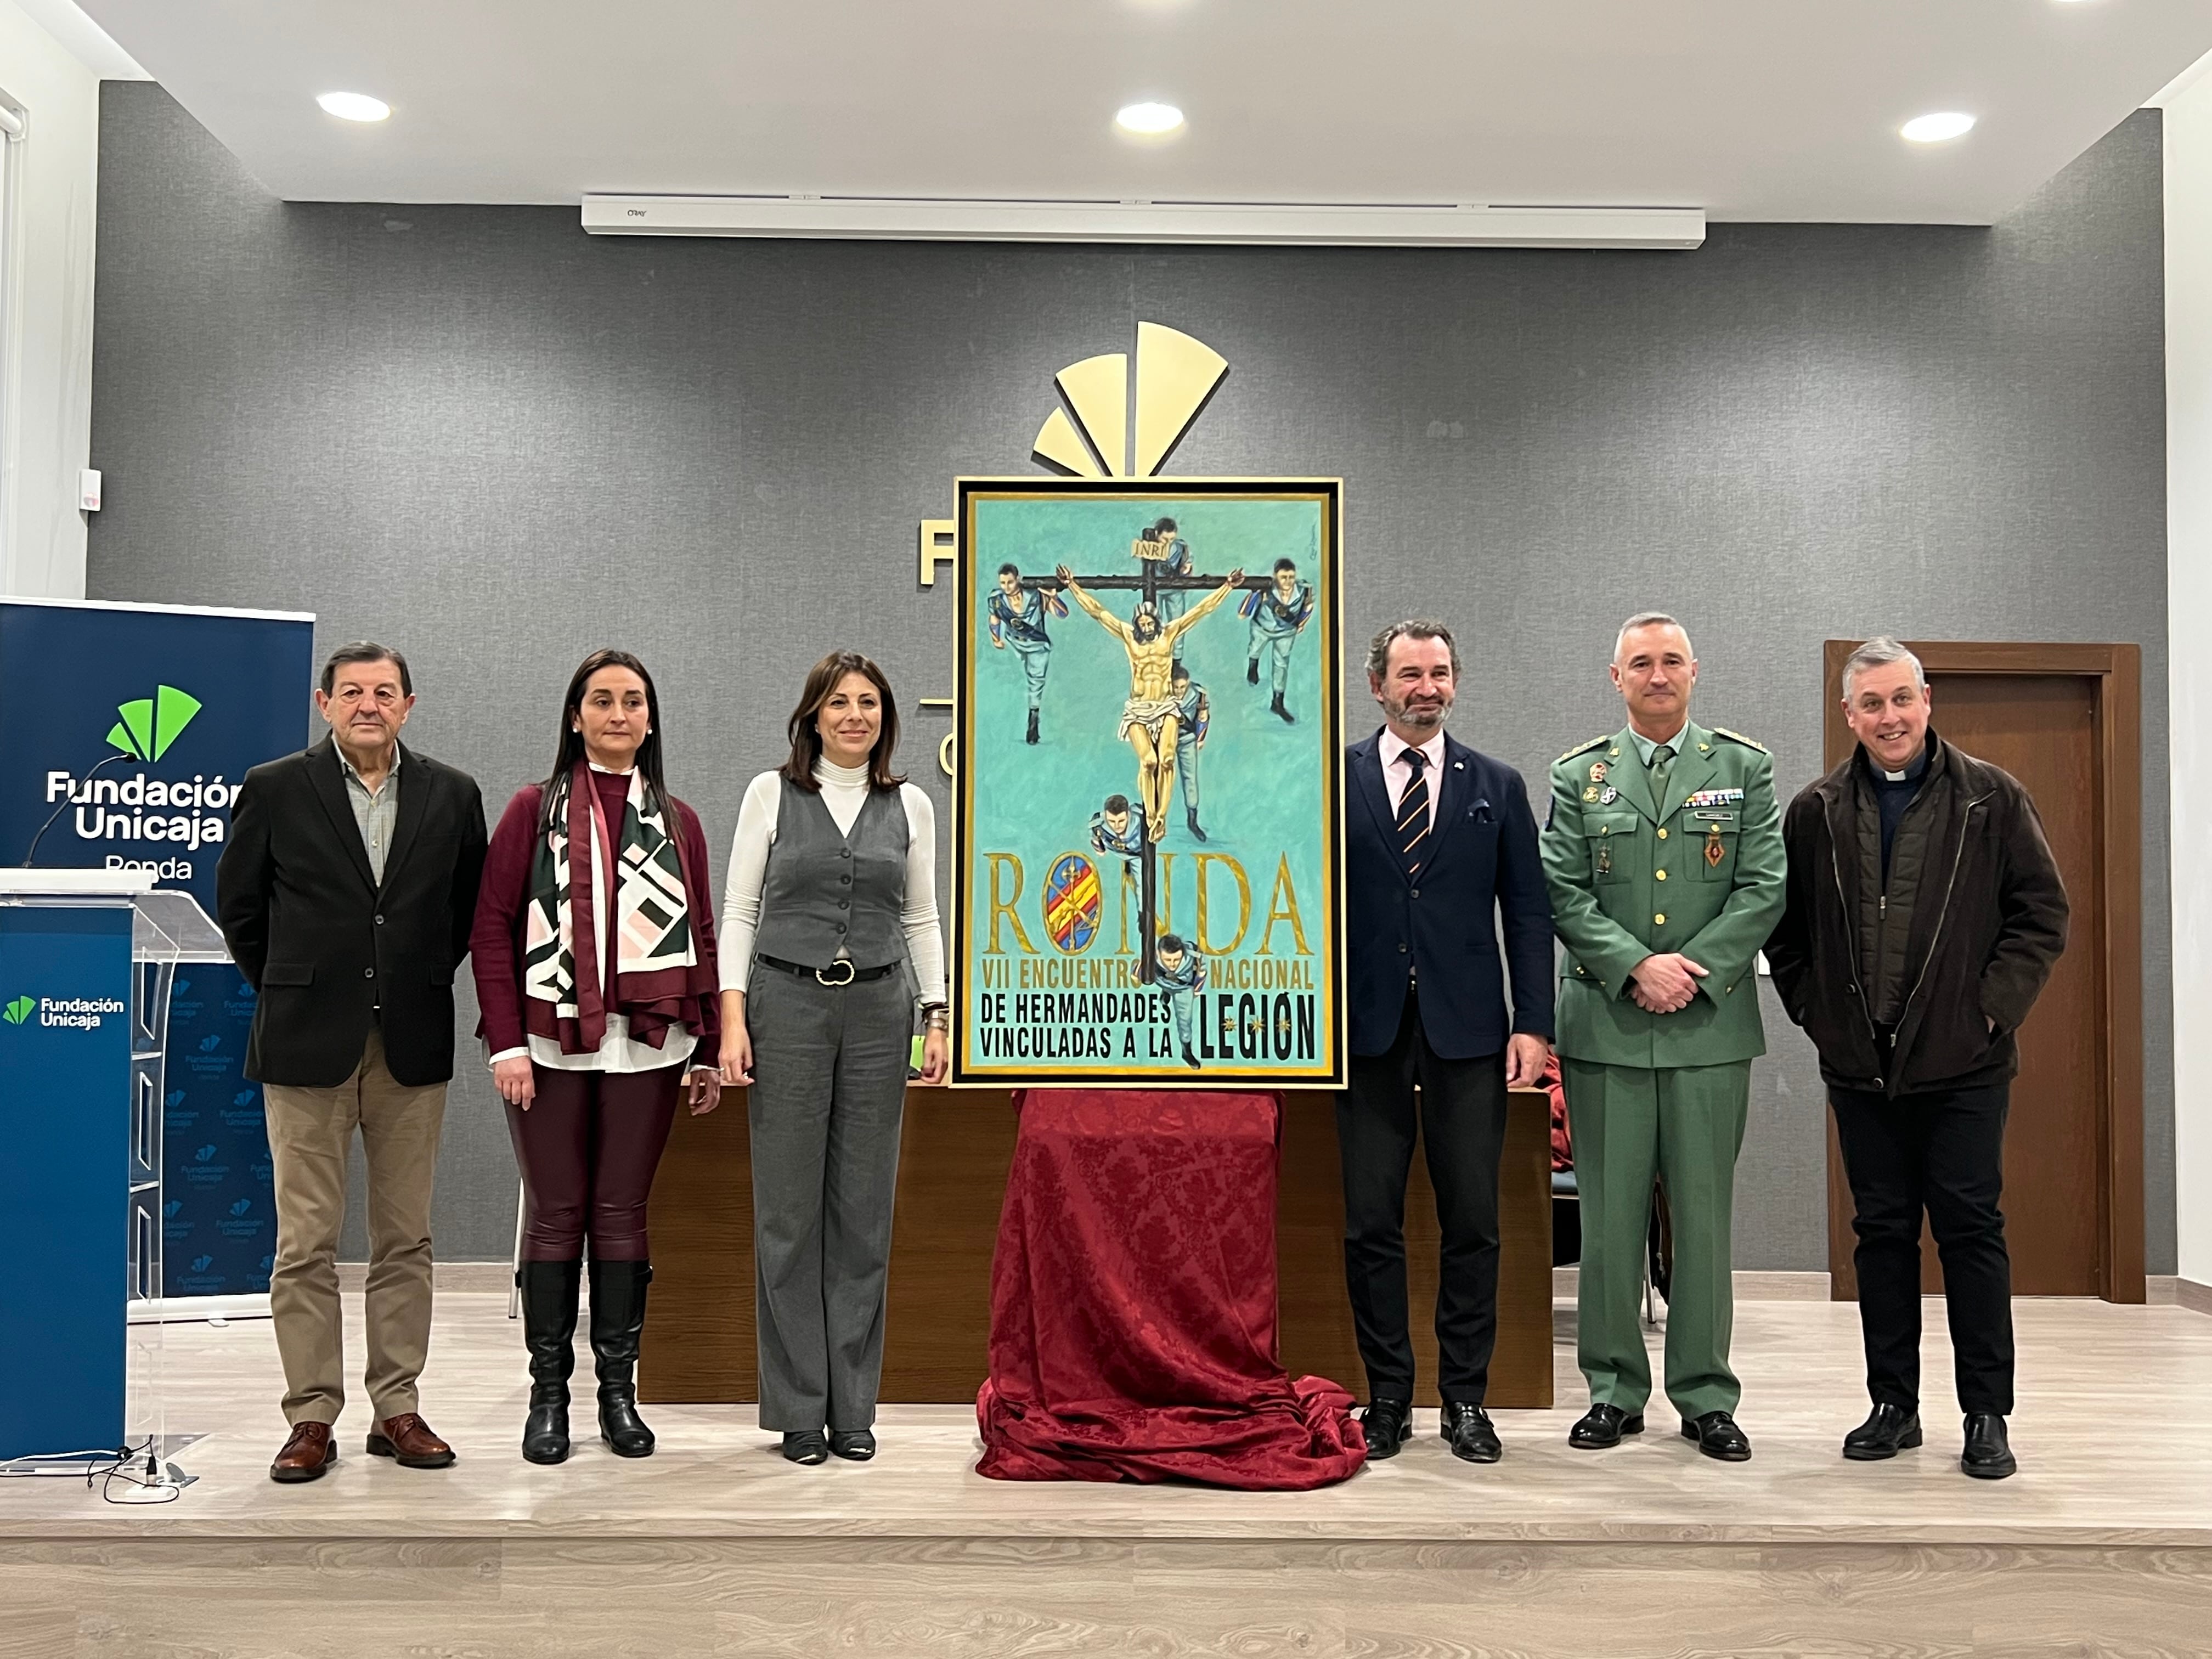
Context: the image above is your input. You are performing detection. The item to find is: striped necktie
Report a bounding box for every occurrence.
[1397,748,1431,877]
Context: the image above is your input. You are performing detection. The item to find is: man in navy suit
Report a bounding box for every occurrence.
[1340,620,1555,1465]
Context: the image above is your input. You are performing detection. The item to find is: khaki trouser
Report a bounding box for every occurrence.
[262,1028,446,1426]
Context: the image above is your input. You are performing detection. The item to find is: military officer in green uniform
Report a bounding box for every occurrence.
[1540,611,1786,1463]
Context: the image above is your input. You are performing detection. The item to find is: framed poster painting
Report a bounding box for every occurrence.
[951,476,1345,1088]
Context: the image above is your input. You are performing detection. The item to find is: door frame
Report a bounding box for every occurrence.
[1819,640,2145,1304]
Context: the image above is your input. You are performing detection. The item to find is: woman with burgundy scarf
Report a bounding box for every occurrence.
[471,650,721,1465]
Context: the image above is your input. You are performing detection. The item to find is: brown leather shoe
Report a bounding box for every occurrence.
[366,1412,456,1469]
[269,1421,336,1483]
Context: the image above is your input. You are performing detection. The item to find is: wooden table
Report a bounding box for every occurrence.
[641,1086,1554,1409]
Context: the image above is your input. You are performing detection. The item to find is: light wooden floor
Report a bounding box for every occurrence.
[3,1293,2209,1656]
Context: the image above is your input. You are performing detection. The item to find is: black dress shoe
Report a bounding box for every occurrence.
[1568,1403,1644,1449]
[1961,1413,2017,1480]
[1681,1410,1752,1462]
[1359,1397,1413,1459]
[781,1430,828,1465]
[829,1429,876,1462]
[1441,1402,1502,1464]
[1842,1403,1923,1462]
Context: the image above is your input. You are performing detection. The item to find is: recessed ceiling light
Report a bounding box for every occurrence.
[1900,111,1975,143]
[1115,101,1184,137]
[316,92,391,123]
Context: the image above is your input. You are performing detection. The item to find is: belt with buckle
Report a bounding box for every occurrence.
[755,953,901,988]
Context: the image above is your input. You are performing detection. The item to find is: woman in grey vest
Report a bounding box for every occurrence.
[718,651,948,1464]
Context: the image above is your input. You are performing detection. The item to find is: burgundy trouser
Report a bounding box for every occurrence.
[507,1064,681,1261]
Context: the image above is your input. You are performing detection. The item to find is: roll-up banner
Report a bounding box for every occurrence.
[0,599,314,1300]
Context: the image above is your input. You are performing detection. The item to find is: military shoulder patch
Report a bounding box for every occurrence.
[1711,727,1768,754]
[1555,735,1610,765]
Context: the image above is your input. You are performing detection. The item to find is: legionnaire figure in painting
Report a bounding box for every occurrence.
[1089,794,1147,875]
[1243,557,1314,725]
[1153,933,1207,1069]
[1058,561,1244,842]
[1170,661,1211,843]
[1134,518,1194,659]
[1539,612,1786,1465]
[985,563,1066,746]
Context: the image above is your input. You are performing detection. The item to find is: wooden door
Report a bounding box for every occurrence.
[1820,642,2143,1302]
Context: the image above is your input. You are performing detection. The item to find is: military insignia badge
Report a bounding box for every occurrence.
[1599,786,1618,804]
[1705,823,1726,868]
[1583,786,1599,802]
[1043,853,1103,952]
[1589,760,1608,783]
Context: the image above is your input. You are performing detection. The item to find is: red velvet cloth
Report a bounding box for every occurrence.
[975,1090,1367,1489]
[1542,1051,1572,1171]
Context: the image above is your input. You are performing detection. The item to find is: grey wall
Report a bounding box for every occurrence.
[90,83,2174,1271]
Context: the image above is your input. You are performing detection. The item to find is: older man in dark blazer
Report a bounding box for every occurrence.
[1340,619,1554,1465]
[217,642,486,1484]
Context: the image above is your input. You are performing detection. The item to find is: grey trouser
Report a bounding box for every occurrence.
[1011,640,1051,708]
[1250,627,1296,692]
[746,964,910,1431]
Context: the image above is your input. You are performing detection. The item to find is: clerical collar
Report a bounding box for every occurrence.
[1874,747,1929,786]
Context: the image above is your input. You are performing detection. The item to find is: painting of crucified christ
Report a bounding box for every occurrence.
[953,477,1344,1088]
[1055,562,1244,842]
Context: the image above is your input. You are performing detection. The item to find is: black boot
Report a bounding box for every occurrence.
[1271,692,1295,724]
[1247,658,1260,685]
[1186,808,1207,843]
[517,1259,581,1465]
[589,1259,656,1458]
[1025,707,1040,745]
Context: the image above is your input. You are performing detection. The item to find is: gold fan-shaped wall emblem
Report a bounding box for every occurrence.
[1031,323,1229,479]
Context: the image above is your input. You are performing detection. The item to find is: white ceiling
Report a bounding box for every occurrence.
[77,0,2212,222]
[15,0,145,79]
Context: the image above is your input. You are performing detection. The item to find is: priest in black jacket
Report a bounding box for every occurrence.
[217,642,486,1484]
[1340,619,1554,1464]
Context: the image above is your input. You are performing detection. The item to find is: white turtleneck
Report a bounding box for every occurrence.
[718,759,946,1003]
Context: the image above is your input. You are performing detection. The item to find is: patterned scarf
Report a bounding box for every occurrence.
[522,761,701,1054]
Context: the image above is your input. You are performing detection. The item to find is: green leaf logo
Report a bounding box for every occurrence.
[106,685,202,761]
[2,995,33,1025]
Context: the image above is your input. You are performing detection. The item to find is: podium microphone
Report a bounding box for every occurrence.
[20,751,134,867]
